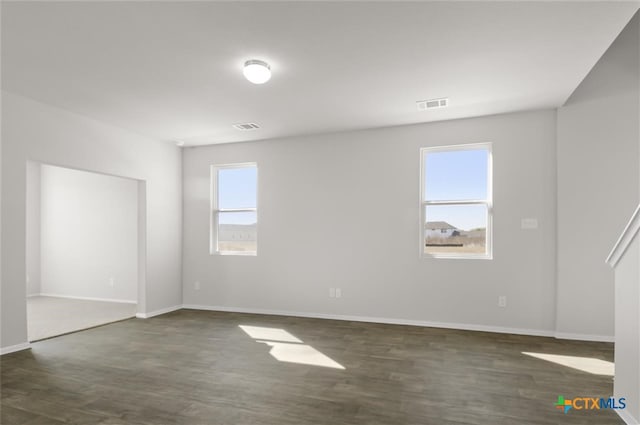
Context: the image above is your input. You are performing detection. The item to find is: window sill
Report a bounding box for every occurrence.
[422,253,492,260]
[212,251,257,256]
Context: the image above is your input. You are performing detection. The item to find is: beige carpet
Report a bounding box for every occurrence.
[27,296,137,341]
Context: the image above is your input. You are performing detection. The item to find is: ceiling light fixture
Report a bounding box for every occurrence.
[243,59,271,84]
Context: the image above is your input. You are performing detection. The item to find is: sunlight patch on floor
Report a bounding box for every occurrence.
[239,325,302,343]
[239,324,345,369]
[258,340,346,369]
[522,352,614,376]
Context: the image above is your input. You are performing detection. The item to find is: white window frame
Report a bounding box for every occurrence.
[420,143,493,260]
[210,162,258,256]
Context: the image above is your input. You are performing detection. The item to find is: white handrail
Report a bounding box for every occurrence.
[606,204,640,268]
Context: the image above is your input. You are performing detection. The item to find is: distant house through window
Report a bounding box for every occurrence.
[420,144,492,259]
[210,163,257,255]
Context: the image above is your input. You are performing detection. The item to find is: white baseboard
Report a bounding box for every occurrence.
[136,305,182,319]
[38,293,137,304]
[616,409,639,425]
[181,304,560,338]
[554,332,614,343]
[0,342,31,355]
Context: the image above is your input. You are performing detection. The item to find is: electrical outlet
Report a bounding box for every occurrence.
[498,295,507,308]
[109,277,115,287]
[194,281,201,291]
[335,288,342,298]
[329,288,336,298]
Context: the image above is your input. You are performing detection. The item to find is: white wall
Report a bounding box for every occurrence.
[1,92,182,351]
[600,11,640,424]
[26,161,41,296]
[557,12,640,339]
[612,233,640,423]
[39,164,138,302]
[183,109,558,334]
[559,12,640,421]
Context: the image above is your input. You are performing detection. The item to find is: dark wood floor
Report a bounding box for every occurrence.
[1,309,622,424]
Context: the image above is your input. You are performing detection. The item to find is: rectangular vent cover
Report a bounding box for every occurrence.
[417,98,448,111]
[232,123,260,131]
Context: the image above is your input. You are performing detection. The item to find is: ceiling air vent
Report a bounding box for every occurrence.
[417,98,449,111]
[232,123,260,131]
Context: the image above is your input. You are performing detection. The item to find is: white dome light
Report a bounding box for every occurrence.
[243,59,271,84]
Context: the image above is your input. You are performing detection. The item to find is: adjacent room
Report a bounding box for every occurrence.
[25,163,139,341]
[2,1,640,424]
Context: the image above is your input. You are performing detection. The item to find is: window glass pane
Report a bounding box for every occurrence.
[218,211,257,253]
[218,166,257,209]
[424,149,488,201]
[424,204,487,255]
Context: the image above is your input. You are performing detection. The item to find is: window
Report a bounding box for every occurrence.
[420,144,492,259]
[211,163,257,255]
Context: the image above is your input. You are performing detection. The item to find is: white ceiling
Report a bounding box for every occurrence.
[2,1,638,146]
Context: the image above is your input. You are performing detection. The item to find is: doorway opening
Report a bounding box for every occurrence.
[25,162,146,341]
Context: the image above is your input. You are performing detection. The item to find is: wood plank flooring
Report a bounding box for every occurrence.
[1,309,623,424]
